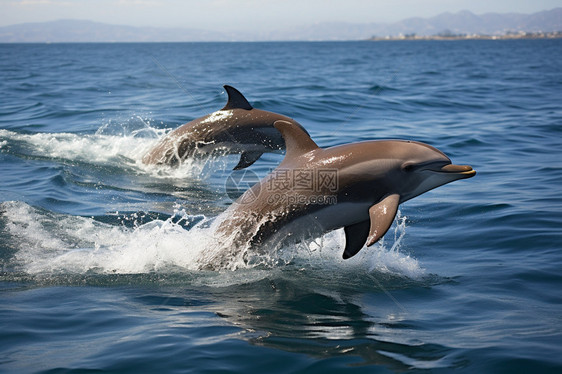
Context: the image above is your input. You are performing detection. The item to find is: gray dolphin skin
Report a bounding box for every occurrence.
[142,85,307,170]
[216,120,476,259]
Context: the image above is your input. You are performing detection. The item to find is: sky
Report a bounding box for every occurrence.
[1,0,561,30]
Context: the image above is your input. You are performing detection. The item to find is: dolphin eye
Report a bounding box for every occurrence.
[403,164,415,172]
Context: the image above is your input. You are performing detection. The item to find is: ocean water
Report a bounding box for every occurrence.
[1,40,561,373]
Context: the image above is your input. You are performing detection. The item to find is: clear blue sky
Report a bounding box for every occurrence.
[1,0,561,29]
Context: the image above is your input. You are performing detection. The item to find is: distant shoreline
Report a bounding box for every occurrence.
[2,31,562,44]
[369,31,562,41]
[2,36,562,44]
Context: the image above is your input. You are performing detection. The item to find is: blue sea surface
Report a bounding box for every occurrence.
[1,40,561,373]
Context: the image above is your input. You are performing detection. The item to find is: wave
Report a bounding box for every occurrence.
[0,123,156,166]
[0,201,425,285]
[0,119,239,180]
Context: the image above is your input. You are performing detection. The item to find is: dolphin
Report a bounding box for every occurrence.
[215,120,476,260]
[142,85,307,170]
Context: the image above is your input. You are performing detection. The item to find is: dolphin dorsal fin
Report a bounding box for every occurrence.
[222,85,253,110]
[274,120,318,161]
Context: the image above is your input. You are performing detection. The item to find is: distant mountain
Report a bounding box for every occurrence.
[0,19,229,43]
[1,8,561,42]
[277,8,562,40]
[377,8,562,37]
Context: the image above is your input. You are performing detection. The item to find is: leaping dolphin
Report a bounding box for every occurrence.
[142,85,307,170]
[215,120,476,260]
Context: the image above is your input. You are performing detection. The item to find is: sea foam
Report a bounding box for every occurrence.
[2,201,424,279]
[0,119,232,180]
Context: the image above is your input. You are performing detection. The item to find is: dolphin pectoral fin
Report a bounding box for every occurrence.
[343,221,370,259]
[222,85,253,111]
[233,151,263,170]
[274,120,319,162]
[366,194,400,247]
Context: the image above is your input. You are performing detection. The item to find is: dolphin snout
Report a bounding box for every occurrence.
[440,164,476,177]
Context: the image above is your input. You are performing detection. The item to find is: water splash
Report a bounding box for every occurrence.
[1,202,423,281]
[366,210,421,278]
[2,201,213,274]
[0,118,233,180]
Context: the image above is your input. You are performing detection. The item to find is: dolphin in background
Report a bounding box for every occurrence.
[214,120,476,262]
[142,85,307,170]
